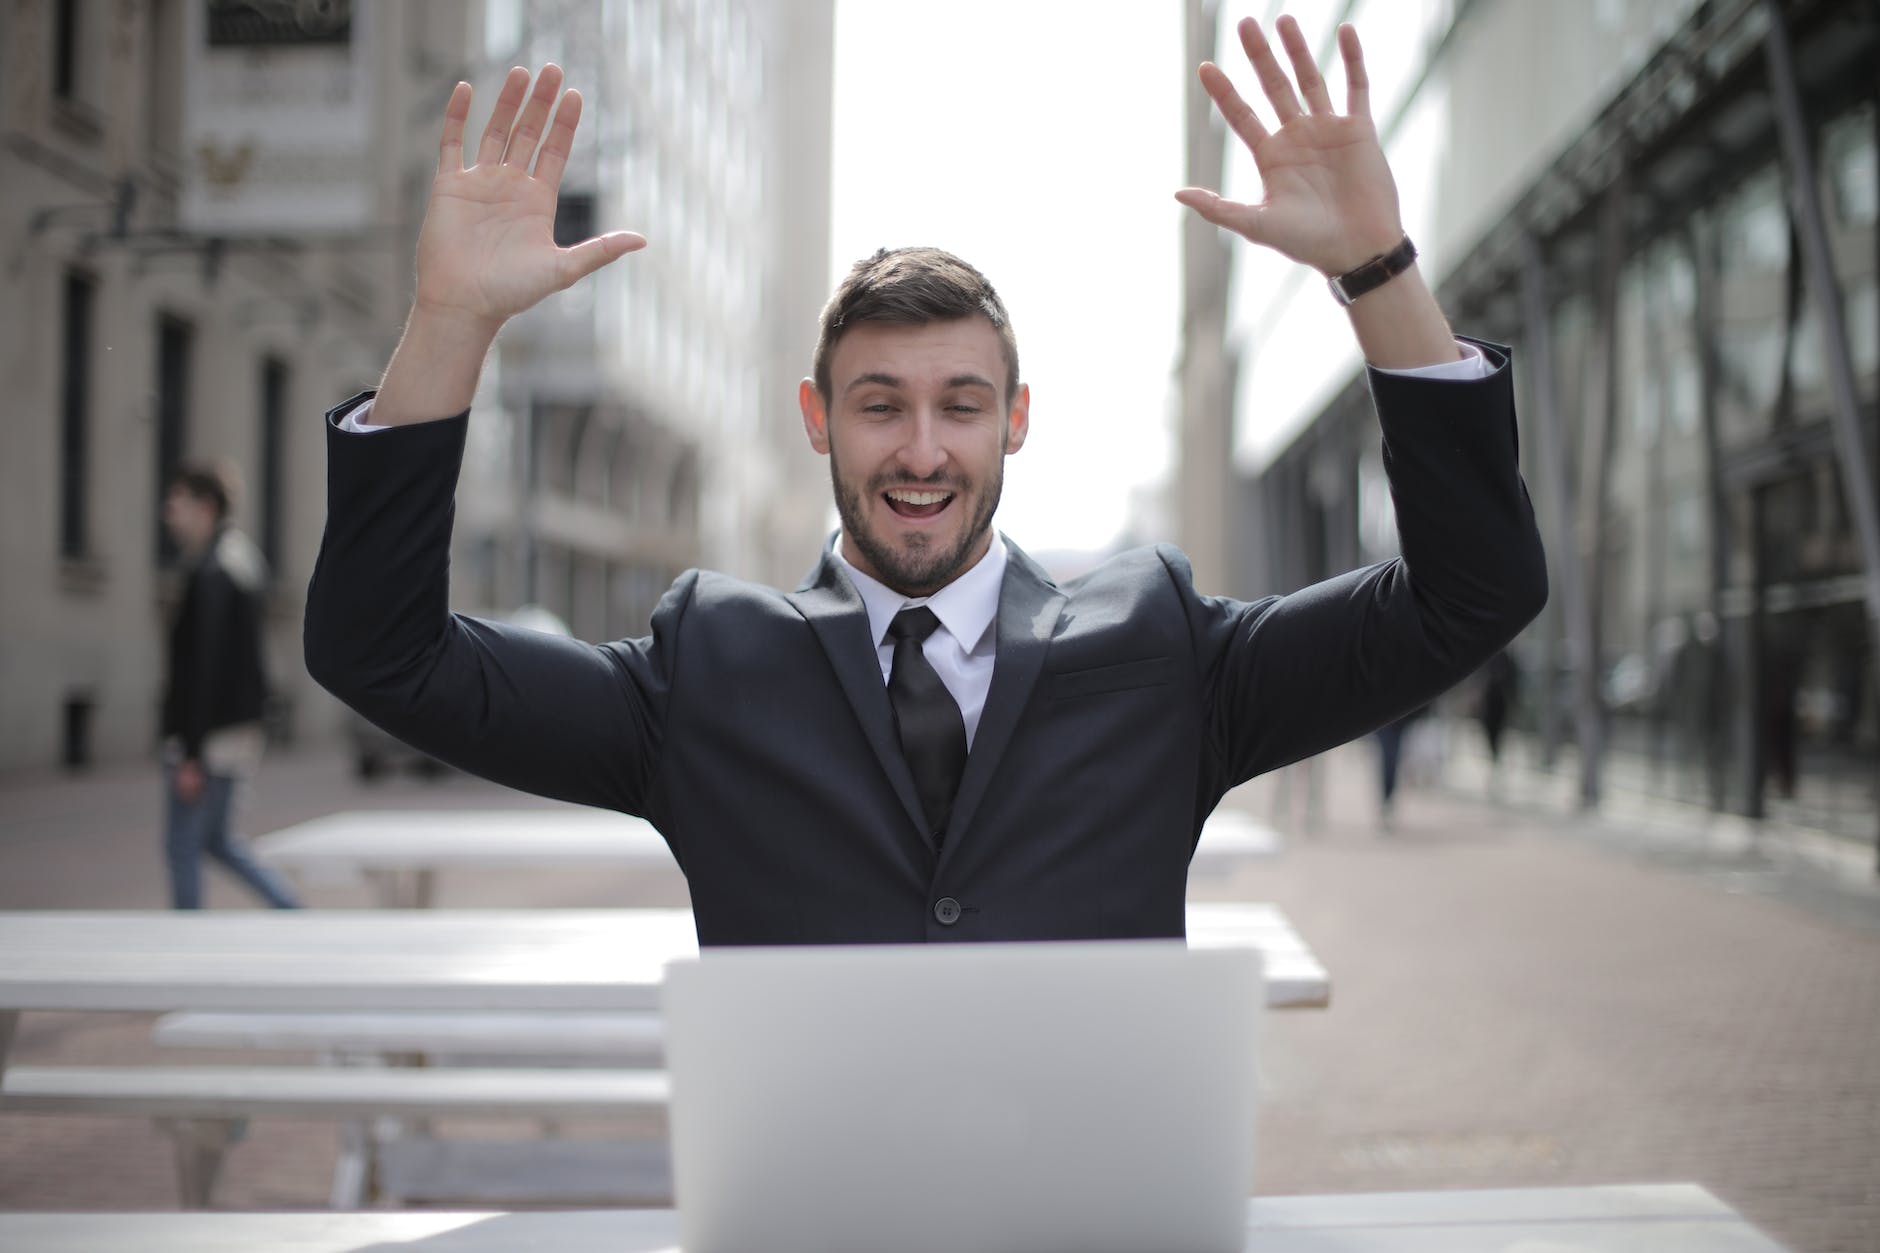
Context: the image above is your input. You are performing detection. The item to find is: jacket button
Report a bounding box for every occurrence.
[933,897,962,925]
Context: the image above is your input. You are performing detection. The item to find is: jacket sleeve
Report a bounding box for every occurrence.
[1184,340,1548,795]
[302,397,682,818]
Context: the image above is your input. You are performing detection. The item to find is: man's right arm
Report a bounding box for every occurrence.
[305,402,680,817]
[306,65,663,814]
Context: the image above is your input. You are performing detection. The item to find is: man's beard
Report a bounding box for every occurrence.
[829,445,1003,597]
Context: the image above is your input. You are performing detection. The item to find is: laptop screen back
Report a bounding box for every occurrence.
[663,940,1263,1253]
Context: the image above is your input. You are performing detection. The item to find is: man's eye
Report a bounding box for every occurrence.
[862,403,895,414]
[947,404,982,415]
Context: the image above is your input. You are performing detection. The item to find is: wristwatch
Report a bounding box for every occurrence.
[1327,235,1418,307]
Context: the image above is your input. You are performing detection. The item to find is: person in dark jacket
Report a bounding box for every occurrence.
[160,462,300,910]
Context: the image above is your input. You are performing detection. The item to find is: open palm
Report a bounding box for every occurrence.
[415,65,643,331]
[1177,18,1404,277]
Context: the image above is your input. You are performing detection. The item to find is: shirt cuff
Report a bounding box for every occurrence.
[337,397,391,433]
[1372,341,1489,381]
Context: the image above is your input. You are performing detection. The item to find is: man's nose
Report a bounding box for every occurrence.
[894,412,948,478]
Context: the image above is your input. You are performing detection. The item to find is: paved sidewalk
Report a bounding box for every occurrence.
[1231,736,1879,1253]
[1,743,1876,1252]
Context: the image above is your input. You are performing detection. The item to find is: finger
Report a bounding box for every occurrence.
[555,231,648,289]
[530,87,582,189]
[1173,188,1265,242]
[1197,62,1268,152]
[1276,14,1334,115]
[474,67,531,167]
[1338,23,1371,120]
[503,63,564,166]
[1238,18,1303,124]
[437,81,472,175]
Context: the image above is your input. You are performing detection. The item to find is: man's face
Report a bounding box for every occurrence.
[800,317,1029,597]
[161,487,218,553]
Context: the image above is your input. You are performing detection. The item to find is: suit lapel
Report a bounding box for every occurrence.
[940,539,1066,862]
[786,550,931,841]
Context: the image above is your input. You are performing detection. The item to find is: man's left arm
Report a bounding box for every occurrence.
[1172,16,1547,785]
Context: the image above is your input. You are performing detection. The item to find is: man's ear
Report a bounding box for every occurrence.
[1003,383,1031,455]
[799,378,830,455]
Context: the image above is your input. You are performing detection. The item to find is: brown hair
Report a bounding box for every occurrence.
[166,459,240,521]
[813,247,1020,403]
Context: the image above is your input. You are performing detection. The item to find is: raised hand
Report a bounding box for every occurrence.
[371,67,646,425]
[1177,17,1403,278]
[416,65,645,332]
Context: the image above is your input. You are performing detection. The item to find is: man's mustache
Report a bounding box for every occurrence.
[869,473,966,492]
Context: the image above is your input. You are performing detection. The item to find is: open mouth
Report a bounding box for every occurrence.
[883,487,955,521]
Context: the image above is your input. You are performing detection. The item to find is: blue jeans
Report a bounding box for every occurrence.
[163,766,301,910]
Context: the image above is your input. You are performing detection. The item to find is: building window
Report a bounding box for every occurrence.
[554,191,596,248]
[1823,104,1877,228]
[155,314,193,565]
[52,0,83,100]
[59,270,95,559]
[259,357,290,572]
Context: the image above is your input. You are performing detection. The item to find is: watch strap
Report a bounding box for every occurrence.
[1328,235,1418,306]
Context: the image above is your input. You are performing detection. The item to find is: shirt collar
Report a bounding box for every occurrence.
[834,533,1007,653]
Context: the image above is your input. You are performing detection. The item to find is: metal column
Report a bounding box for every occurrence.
[1520,235,1599,799]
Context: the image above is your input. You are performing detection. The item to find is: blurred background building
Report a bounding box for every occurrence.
[1182,0,1877,852]
[0,0,831,772]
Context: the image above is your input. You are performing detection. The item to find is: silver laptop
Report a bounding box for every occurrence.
[662,940,1264,1253]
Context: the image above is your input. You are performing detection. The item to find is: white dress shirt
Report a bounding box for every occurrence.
[832,537,1006,749]
[333,343,1491,742]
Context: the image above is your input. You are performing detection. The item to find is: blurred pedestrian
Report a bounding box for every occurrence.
[1373,706,1426,829]
[159,462,300,910]
[1476,648,1518,797]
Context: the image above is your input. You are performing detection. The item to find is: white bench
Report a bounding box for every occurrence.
[373,1135,674,1206]
[0,1064,669,1208]
[151,1010,667,1065]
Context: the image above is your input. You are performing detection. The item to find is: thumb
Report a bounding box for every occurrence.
[1174,189,1265,243]
[555,230,647,289]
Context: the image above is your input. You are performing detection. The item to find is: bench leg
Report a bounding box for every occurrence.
[156,1117,245,1208]
[331,1119,372,1209]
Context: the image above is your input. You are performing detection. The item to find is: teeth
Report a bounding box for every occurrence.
[887,490,951,506]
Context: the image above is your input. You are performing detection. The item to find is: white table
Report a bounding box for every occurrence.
[1194,809,1284,859]
[254,808,1280,906]
[0,902,1329,1067]
[253,809,676,906]
[0,1184,1792,1250]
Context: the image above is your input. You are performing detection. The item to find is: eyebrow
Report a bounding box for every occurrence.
[843,372,998,395]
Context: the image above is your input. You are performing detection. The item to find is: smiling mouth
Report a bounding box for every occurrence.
[883,487,955,520]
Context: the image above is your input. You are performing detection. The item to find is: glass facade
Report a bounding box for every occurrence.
[1238,0,1878,847]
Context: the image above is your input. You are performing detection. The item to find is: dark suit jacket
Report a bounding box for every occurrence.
[305,342,1546,945]
[165,526,271,762]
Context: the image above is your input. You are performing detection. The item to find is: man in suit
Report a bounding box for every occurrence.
[305,17,1545,943]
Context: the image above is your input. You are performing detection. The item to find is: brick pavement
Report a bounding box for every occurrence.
[1,740,1876,1251]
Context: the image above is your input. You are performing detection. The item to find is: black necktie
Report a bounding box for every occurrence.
[885,607,968,845]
